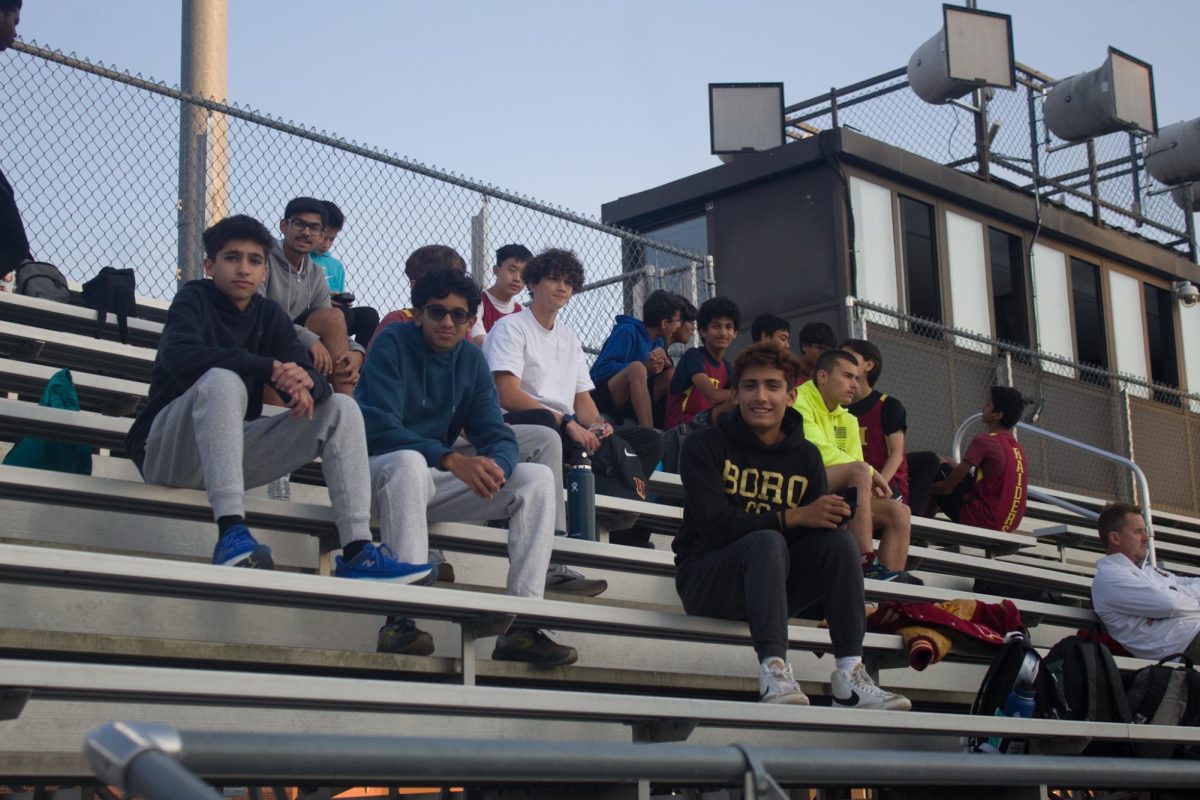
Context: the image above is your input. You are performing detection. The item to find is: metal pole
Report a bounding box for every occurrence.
[1087,139,1101,225]
[178,0,228,286]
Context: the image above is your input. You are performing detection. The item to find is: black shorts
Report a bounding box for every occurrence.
[591,376,636,423]
[934,462,973,522]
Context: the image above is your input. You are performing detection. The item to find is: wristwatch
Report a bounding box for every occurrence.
[559,413,577,432]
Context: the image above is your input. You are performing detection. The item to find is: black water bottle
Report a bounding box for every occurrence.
[567,455,596,541]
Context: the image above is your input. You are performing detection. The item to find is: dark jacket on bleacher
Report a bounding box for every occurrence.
[125,279,329,471]
[673,407,827,565]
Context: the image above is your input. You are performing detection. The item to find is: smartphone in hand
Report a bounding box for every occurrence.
[839,486,858,521]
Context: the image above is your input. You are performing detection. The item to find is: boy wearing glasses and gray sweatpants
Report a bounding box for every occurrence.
[355,267,578,666]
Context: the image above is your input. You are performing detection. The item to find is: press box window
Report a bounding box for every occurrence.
[1069,257,1108,370]
[899,196,941,326]
[988,228,1029,347]
[1144,283,1179,393]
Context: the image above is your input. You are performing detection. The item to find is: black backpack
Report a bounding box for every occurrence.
[968,632,1068,754]
[1043,632,1132,755]
[1125,654,1200,759]
[81,267,137,344]
[582,433,648,531]
[15,260,70,303]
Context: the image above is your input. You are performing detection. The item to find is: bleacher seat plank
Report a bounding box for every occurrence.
[0,320,155,381]
[0,291,163,346]
[2,655,1189,746]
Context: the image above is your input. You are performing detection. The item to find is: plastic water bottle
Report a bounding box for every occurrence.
[567,456,596,541]
[267,475,291,502]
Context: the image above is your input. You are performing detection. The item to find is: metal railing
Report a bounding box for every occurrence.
[952,411,1158,566]
[84,722,1200,799]
[850,297,1200,518]
[786,64,1197,260]
[0,40,713,358]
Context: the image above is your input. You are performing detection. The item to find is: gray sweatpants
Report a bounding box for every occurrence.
[369,447,556,599]
[140,368,373,547]
[510,424,567,533]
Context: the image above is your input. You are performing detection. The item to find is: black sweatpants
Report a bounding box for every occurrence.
[675,527,865,662]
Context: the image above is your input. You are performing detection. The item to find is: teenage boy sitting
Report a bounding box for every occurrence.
[370,245,468,347]
[928,386,1029,533]
[841,338,909,502]
[751,313,791,351]
[484,248,663,479]
[666,297,697,365]
[356,267,577,664]
[664,296,739,431]
[126,214,426,583]
[470,243,531,346]
[590,289,683,428]
[310,200,380,347]
[792,350,911,578]
[674,342,910,710]
[264,196,364,395]
[795,321,837,385]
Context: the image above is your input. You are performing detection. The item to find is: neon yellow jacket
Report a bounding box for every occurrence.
[791,380,865,468]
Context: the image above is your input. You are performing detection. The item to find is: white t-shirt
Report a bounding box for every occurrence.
[469,289,520,341]
[483,307,593,417]
[1092,552,1200,660]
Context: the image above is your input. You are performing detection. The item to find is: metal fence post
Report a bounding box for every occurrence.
[177,101,208,287]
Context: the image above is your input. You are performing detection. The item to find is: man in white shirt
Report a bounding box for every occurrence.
[1092,502,1200,661]
[484,248,663,547]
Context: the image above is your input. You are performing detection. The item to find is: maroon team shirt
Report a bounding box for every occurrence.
[666,346,730,429]
[848,390,909,501]
[960,430,1028,533]
[481,292,521,332]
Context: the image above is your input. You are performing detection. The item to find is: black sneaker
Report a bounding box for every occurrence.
[492,627,578,666]
[376,617,435,656]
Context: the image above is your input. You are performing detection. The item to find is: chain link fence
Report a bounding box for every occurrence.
[786,66,1196,258]
[851,297,1200,517]
[0,41,712,357]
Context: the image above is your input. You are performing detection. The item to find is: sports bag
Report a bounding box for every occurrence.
[81,266,137,344]
[15,260,70,303]
[2,368,92,475]
[967,632,1068,754]
[584,433,648,531]
[1043,632,1131,755]
[1125,653,1200,759]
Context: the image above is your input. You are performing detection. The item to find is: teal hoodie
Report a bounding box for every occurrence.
[356,321,517,477]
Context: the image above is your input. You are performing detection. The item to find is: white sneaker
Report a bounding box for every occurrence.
[759,658,810,705]
[830,663,911,711]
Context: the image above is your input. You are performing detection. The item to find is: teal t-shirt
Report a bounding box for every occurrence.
[310,250,345,293]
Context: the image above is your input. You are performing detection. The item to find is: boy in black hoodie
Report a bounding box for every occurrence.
[674,342,910,710]
[126,215,428,583]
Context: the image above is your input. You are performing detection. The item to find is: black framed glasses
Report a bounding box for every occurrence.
[288,218,324,234]
[421,304,471,325]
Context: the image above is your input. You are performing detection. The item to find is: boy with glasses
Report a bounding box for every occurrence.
[264,196,364,395]
[356,267,576,664]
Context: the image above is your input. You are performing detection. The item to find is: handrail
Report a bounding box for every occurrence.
[85,723,1200,796]
[952,413,1157,567]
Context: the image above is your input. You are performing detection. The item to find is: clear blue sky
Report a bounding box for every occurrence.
[17,0,1200,218]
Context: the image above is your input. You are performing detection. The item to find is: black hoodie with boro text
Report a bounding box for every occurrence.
[673,407,828,565]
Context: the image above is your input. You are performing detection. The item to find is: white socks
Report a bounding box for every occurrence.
[835,656,863,673]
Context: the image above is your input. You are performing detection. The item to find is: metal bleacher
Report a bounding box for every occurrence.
[1,290,1198,796]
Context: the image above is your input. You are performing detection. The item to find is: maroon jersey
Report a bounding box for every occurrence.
[960,430,1028,533]
[847,390,909,501]
[666,346,730,429]
[481,291,521,333]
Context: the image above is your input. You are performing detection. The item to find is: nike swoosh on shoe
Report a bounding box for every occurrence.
[833,691,862,707]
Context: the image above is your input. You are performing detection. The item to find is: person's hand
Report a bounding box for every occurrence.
[565,419,601,454]
[929,480,948,497]
[789,495,852,529]
[272,360,314,397]
[309,341,333,375]
[592,421,614,440]
[442,452,506,499]
[334,350,363,387]
[870,469,891,498]
[286,386,315,419]
[647,347,669,375]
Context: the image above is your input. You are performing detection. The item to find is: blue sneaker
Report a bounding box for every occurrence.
[335,542,433,585]
[212,525,274,569]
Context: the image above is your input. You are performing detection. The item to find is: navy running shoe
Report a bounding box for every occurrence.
[335,542,433,584]
[212,525,274,569]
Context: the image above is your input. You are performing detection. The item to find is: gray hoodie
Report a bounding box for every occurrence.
[262,239,332,349]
